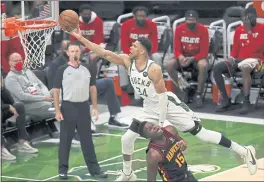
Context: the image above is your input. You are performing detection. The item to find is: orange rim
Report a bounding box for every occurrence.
[4,18,57,36]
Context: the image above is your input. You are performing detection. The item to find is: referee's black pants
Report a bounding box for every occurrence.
[59,100,101,175]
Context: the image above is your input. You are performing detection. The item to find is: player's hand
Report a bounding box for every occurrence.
[68,27,82,40]
[55,111,64,121]
[92,108,99,121]
[9,105,19,118]
[176,140,188,151]
[179,55,186,65]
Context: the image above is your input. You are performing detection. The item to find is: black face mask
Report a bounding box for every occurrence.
[82,16,91,23]
[187,23,197,31]
[136,20,146,27]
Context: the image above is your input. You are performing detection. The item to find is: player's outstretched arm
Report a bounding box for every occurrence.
[147,149,162,181]
[148,64,168,126]
[68,28,126,66]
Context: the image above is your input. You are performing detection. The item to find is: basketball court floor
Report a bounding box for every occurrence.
[1,106,264,181]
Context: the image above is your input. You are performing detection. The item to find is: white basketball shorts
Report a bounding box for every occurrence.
[133,92,201,132]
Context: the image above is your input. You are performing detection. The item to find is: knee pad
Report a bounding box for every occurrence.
[121,129,140,155]
[129,118,141,133]
[188,121,202,135]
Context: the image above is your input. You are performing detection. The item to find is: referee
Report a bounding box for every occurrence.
[53,42,107,180]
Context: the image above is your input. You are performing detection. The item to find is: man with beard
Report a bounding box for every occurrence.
[165,10,209,108]
[120,6,160,65]
[213,6,264,114]
[70,4,104,62]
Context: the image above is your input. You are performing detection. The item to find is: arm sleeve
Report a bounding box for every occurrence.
[231,28,240,58]
[120,22,131,54]
[93,18,104,45]
[5,76,45,102]
[174,27,183,58]
[53,66,65,89]
[194,27,209,60]
[1,103,10,111]
[150,23,158,53]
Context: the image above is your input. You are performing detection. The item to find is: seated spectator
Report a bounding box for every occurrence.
[1,75,38,161]
[48,41,128,131]
[70,4,104,64]
[47,40,70,90]
[4,53,55,120]
[165,10,209,108]
[120,6,161,65]
[213,6,264,114]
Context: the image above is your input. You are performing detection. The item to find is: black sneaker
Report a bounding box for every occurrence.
[108,117,129,129]
[239,99,250,115]
[59,173,68,180]
[215,98,231,112]
[92,170,108,178]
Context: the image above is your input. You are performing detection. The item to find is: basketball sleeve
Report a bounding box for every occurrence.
[174,26,183,58]
[120,22,130,54]
[53,66,65,89]
[231,27,240,58]
[149,22,158,53]
[194,26,209,60]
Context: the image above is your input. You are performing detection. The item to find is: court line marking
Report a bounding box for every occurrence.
[1,176,40,181]
[200,157,264,181]
[95,106,264,126]
[40,133,147,182]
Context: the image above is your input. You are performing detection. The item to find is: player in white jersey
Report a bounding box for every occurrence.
[68,28,258,181]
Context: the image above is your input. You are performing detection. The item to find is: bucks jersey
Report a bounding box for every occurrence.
[128,59,159,103]
[147,128,188,181]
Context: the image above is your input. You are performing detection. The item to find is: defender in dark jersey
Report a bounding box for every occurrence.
[138,121,197,181]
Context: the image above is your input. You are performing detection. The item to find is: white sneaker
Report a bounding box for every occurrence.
[2,147,16,161]
[17,142,38,154]
[115,170,137,181]
[244,146,258,175]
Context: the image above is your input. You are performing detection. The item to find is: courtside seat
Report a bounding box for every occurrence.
[155,22,173,69]
[223,6,245,27]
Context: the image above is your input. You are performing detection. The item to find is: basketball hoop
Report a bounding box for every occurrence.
[4,18,57,69]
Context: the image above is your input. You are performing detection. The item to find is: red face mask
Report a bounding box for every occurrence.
[14,61,23,71]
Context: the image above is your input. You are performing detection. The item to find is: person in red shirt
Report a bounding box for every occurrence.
[165,10,209,108]
[120,6,160,65]
[70,4,104,62]
[213,6,264,114]
[1,3,25,73]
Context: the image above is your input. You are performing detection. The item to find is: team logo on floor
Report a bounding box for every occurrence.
[188,164,221,174]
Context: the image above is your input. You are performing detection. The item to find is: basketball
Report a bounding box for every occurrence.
[58,10,79,32]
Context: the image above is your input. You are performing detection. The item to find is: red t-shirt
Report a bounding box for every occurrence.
[70,15,104,52]
[231,23,264,61]
[120,18,158,54]
[174,23,209,60]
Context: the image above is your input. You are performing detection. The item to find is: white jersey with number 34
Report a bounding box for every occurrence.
[128,59,160,103]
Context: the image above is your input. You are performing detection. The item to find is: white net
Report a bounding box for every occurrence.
[17,22,56,69]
